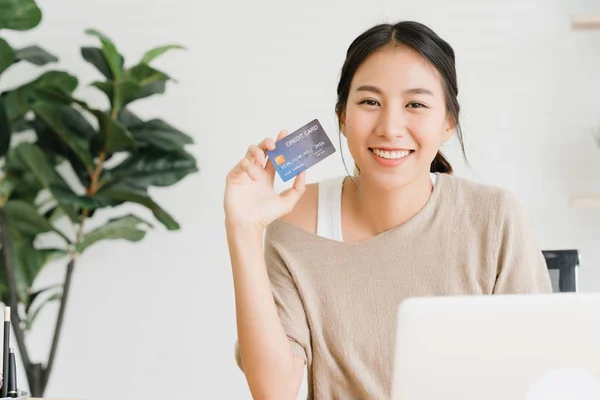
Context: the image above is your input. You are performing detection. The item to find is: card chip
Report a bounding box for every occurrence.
[274,155,286,165]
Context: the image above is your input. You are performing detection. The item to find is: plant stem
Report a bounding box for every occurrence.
[41,258,75,392]
[39,152,101,392]
[0,208,33,382]
[29,363,44,396]
[37,105,118,394]
[40,107,115,390]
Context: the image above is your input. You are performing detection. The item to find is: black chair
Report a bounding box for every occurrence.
[542,250,580,292]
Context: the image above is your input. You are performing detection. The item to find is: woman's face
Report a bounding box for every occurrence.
[340,44,454,190]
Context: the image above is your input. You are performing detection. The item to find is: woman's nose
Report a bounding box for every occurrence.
[376,106,407,140]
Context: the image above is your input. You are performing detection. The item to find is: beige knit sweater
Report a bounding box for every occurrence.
[234,173,552,399]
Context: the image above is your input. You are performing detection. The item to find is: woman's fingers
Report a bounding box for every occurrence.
[246,145,266,166]
[247,131,281,166]
[232,130,289,182]
[258,137,276,151]
[275,129,288,142]
[231,157,257,181]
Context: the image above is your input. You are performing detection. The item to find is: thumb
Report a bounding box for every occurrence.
[279,171,306,211]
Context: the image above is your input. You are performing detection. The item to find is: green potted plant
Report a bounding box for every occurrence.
[0,0,197,396]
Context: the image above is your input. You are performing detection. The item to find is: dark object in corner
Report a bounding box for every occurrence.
[543,250,580,292]
[8,348,17,398]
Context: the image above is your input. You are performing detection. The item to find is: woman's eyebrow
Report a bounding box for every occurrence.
[355,85,434,96]
[355,85,383,94]
[403,88,434,96]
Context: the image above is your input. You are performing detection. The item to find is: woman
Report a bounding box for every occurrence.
[224,21,552,400]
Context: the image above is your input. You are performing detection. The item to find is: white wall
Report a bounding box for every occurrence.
[2,0,600,399]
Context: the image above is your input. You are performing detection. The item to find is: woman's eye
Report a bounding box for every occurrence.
[407,102,426,108]
[359,99,380,106]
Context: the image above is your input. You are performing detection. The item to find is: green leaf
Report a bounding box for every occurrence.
[129,80,166,104]
[0,97,11,157]
[3,199,70,242]
[126,63,172,86]
[8,143,62,188]
[10,118,31,134]
[128,119,193,153]
[25,291,62,330]
[0,37,16,75]
[2,238,67,305]
[140,44,185,64]
[25,70,78,92]
[39,102,96,139]
[103,149,198,188]
[33,85,88,108]
[118,108,144,128]
[14,45,58,66]
[88,109,134,153]
[31,102,95,169]
[27,283,62,313]
[9,142,79,222]
[28,88,100,166]
[91,79,141,111]
[84,29,122,81]
[17,247,66,303]
[0,174,17,205]
[90,80,111,99]
[4,70,78,122]
[76,214,152,253]
[0,244,26,303]
[5,200,55,235]
[1,169,41,205]
[50,184,114,209]
[4,200,52,236]
[96,184,180,230]
[81,47,123,80]
[44,205,66,224]
[0,0,42,31]
[31,116,94,188]
[122,64,171,104]
[30,87,132,156]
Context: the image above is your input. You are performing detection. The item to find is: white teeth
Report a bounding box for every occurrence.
[373,149,411,160]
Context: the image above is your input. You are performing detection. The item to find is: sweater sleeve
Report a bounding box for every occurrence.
[234,223,310,371]
[492,191,553,294]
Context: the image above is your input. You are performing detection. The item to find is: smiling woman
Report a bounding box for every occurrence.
[224,20,552,400]
[335,22,466,182]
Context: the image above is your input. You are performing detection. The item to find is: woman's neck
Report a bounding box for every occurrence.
[342,172,434,239]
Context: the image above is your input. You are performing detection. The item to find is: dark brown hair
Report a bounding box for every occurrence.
[335,21,467,174]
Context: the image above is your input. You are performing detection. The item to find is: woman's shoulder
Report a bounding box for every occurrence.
[439,173,521,215]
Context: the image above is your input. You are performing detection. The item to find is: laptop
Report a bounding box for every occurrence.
[390,293,600,400]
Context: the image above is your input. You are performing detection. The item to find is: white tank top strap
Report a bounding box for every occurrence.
[316,175,345,242]
[317,173,438,242]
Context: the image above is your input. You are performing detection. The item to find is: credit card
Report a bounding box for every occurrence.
[266,118,336,182]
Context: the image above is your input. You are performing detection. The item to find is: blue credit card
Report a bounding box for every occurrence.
[266,119,336,182]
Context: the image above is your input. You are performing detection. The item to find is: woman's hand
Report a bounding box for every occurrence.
[224,130,306,231]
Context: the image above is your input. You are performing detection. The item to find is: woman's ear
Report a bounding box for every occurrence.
[442,117,455,142]
[338,110,347,137]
